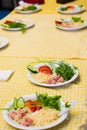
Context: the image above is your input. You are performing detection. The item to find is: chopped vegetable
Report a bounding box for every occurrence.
[24,100,42,112]
[22,5,37,11]
[72,17,84,22]
[67,6,74,9]
[55,20,62,25]
[38,65,52,74]
[79,4,83,8]
[13,97,18,109]
[27,65,38,73]
[37,93,62,111]
[1,94,70,112]
[65,102,71,108]
[60,7,67,11]
[17,97,25,108]
[1,20,27,33]
[60,6,74,11]
[55,62,75,81]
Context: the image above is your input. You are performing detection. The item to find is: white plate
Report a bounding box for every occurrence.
[27,62,78,87]
[3,94,68,130]
[1,19,35,31]
[0,37,8,48]
[57,5,85,14]
[15,4,41,14]
[56,19,87,31]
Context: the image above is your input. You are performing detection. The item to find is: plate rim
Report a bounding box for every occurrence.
[1,19,35,31]
[55,19,87,31]
[27,61,78,87]
[15,4,42,14]
[57,4,85,14]
[3,94,68,130]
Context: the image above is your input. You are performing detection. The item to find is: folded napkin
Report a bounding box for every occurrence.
[0,70,14,81]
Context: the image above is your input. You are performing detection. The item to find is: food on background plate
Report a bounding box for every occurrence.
[1,20,27,33]
[15,4,41,14]
[60,5,75,11]
[55,17,85,29]
[27,60,78,85]
[2,94,70,127]
[57,4,85,14]
[18,4,37,11]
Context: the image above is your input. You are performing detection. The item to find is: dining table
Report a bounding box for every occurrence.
[0,0,87,130]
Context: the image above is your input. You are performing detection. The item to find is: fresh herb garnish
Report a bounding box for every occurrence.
[60,7,67,11]
[23,5,37,11]
[79,4,83,8]
[72,17,84,23]
[1,21,27,33]
[65,102,71,108]
[37,93,70,111]
[9,22,27,33]
[55,62,75,81]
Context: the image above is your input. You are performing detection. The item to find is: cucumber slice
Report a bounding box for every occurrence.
[17,97,25,108]
[13,97,18,109]
[1,23,9,28]
[27,65,38,73]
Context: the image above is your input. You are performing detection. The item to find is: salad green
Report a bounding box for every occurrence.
[27,60,77,81]
[22,5,37,11]
[37,93,70,111]
[55,62,75,81]
[71,17,84,23]
[1,22,27,33]
[1,94,70,111]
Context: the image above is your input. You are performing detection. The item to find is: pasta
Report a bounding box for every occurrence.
[30,107,59,126]
[31,73,52,83]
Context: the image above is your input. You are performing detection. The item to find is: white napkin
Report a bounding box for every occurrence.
[0,70,14,81]
[19,0,29,6]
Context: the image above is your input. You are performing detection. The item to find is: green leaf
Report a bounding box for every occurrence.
[37,94,62,111]
[60,7,67,11]
[72,17,83,22]
[79,4,83,8]
[65,102,71,108]
[55,62,75,81]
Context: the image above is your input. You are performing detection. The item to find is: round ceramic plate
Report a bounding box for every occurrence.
[3,94,68,130]
[15,4,41,14]
[0,37,8,48]
[56,19,87,31]
[27,62,78,87]
[1,19,35,31]
[57,5,85,14]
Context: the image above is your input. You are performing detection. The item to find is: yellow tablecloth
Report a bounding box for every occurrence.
[0,0,87,130]
[0,14,87,59]
[0,57,87,130]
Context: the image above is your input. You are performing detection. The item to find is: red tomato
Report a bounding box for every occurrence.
[38,66,52,74]
[36,106,42,111]
[4,20,13,24]
[30,107,37,112]
[55,20,62,25]
[67,6,74,9]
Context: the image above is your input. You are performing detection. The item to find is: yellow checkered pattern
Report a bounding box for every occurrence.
[0,14,87,58]
[0,0,87,129]
[0,57,87,130]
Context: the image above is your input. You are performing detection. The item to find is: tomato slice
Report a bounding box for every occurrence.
[36,106,42,111]
[67,6,74,9]
[55,20,62,25]
[30,107,37,112]
[38,66,52,74]
[4,20,13,24]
